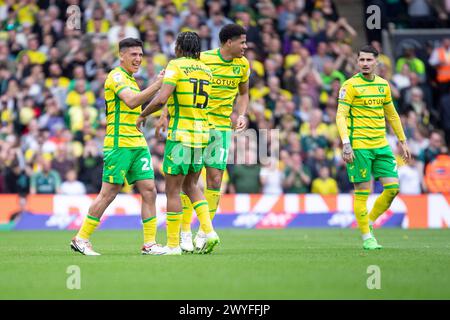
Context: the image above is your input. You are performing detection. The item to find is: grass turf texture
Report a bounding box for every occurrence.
[1,229,450,299]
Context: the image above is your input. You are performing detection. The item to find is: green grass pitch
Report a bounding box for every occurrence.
[1,229,450,299]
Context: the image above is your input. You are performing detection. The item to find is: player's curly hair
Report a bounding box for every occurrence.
[175,32,201,59]
[219,24,246,44]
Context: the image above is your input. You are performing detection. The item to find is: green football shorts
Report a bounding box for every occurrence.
[163,140,205,176]
[204,129,232,170]
[346,145,398,183]
[102,147,154,185]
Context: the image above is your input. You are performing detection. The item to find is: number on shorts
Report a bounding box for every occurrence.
[141,158,151,171]
[219,147,226,162]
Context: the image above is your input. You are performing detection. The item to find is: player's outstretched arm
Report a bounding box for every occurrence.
[119,70,165,109]
[136,83,175,133]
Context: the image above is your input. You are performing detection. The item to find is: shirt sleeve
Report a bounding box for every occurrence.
[384,83,406,142]
[110,71,129,95]
[336,82,355,144]
[241,58,251,83]
[163,61,180,86]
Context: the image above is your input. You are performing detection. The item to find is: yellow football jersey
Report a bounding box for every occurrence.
[337,73,406,149]
[163,57,213,148]
[200,49,250,131]
[103,66,148,150]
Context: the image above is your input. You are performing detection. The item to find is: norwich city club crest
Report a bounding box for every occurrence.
[378,86,385,94]
[233,66,240,75]
[359,169,367,178]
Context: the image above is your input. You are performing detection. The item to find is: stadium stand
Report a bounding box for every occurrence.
[0,0,449,200]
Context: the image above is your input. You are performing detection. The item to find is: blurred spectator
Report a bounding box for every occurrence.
[108,11,140,45]
[60,169,86,195]
[311,166,338,195]
[229,146,261,194]
[428,37,450,95]
[260,157,283,194]
[283,152,312,193]
[398,155,422,194]
[30,157,61,194]
[406,0,438,28]
[440,93,450,146]
[78,139,103,193]
[396,46,426,82]
[418,130,448,174]
[424,153,450,193]
[51,144,76,180]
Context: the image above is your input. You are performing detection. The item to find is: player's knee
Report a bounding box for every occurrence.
[182,182,197,195]
[207,174,222,190]
[142,186,157,200]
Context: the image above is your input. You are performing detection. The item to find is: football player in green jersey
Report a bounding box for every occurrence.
[137,31,220,255]
[336,45,411,250]
[156,24,250,253]
[71,38,164,256]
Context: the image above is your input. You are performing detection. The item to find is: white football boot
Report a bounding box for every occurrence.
[203,231,220,254]
[141,243,165,255]
[70,237,101,256]
[159,246,182,255]
[193,230,207,253]
[180,231,194,253]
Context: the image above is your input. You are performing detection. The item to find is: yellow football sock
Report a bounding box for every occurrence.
[180,193,193,232]
[166,212,182,248]
[369,183,400,223]
[205,188,221,222]
[193,200,213,234]
[142,216,157,244]
[77,215,100,240]
[354,190,370,235]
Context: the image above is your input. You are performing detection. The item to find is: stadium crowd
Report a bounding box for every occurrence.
[0,0,449,198]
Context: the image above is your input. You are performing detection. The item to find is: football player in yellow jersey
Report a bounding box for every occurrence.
[70,38,164,256]
[136,31,219,255]
[336,45,411,250]
[156,24,250,253]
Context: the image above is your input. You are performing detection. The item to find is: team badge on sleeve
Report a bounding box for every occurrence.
[339,87,347,99]
[165,69,175,78]
[113,72,122,83]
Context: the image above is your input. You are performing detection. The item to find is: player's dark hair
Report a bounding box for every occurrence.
[219,24,246,44]
[119,38,143,52]
[175,31,201,59]
[358,45,379,57]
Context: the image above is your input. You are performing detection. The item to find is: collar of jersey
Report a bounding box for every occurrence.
[217,48,233,63]
[359,73,375,82]
[119,66,133,76]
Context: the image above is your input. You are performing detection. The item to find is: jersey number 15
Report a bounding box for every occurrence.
[190,78,209,109]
